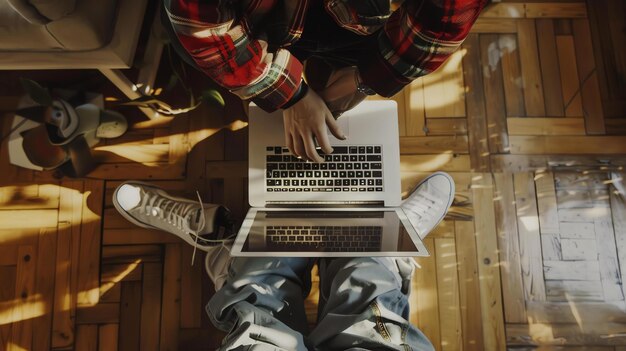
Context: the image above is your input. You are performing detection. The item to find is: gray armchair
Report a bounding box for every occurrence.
[0,0,148,69]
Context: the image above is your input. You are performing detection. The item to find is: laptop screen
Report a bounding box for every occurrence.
[240,210,419,253]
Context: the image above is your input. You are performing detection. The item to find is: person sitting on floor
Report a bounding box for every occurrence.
[112,172,455,350]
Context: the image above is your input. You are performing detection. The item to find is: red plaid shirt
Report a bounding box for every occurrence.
[166,0,487,111]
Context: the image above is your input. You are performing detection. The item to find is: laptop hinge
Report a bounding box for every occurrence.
[266,201,385,208]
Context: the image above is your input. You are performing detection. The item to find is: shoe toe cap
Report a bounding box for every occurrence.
[429,173,454,194]
[115,184,142,211]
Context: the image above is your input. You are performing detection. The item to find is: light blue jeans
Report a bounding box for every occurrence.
[206,257,435,351]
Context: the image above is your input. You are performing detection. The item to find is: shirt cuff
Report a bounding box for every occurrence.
[251,53,304,112]
[281,81,308,109]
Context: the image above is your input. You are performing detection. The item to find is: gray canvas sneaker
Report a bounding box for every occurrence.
[401,172,455,239]
[112,181,230,263]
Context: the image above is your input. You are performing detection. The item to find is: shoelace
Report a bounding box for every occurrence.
[138,189,236,266]
[404,190,444,220]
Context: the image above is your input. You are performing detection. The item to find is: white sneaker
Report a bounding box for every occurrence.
[112,181,228,262]
[401,172,455,239]
[204,240,234,291]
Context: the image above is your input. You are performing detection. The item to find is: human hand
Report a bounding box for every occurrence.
[283,88,346,162]
[315,66,368,118]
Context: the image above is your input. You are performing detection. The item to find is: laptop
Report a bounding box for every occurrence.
[231,100,429,257]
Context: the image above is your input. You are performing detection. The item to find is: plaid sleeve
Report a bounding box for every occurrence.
[358,0,488,97]
[165,0,303,111]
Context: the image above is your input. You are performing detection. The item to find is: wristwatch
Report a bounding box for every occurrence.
[355,73,376,96]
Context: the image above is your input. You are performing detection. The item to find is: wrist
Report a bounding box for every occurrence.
[282,80,309,109]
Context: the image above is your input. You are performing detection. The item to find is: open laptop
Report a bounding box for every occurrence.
[231,100,429,257]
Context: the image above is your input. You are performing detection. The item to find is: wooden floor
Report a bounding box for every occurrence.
[1,1,626,350]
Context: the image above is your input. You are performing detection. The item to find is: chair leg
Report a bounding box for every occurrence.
[99,7,165,120]
[99,68,158,119]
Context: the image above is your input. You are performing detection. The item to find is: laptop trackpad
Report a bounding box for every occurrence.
[328,115,350,140]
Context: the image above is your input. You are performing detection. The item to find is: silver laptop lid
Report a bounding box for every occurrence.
[248,101,402,207]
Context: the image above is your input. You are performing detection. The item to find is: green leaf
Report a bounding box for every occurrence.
[20,78,52,106]
[200,89,225,107]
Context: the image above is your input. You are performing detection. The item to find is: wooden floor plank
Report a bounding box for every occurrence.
[507,118,586,135]
[0,246,18,266]
[462,34,491,172]
[11,246,36,351]
[572,19,606,135]
[94,144,170,164]
[525,301,626,324]
[88,162,186,180]
[481,3,524,18]
[513,172,546,301]
[102,245,162,264]
[52,181,83,348]
[180,246,202,329]
[400,155,471,173]
[594,205,624,301]
[509,135,626,154]
[76,180,104,308]
[537,19,566,116]
[435,237,462,351]
[76,303,120,324]
[610,175,626,303]
[500,34,526,117]
[493,173,527,323]
[492,154,626,173]
[141,263,163,351]
[455,221,485,350]
[101,263,143,284]
[556,35,584,117]
[545,280,604,302]
[119,280,142,351]
[471,174,506,350]
[99,324,119,351]
[399,136,469,155]
[0,184,59,210]
[605,118,626,135]
[525,3,587,19]
[160,244,181,351]
[395,84,408,137]
[507,322,626,346]
[518,19,547,116]
[0,209,57,229]
[31,227,57,351]
[536,172,560,235]
[424,118,467,136]
[472,18,518,33]
[0,266,16,350]
[543,260,600,281]
[555,18,573,36]
[75,324,98,351]
[168,111,189,166]
[423,51,466,118]
[405,78,426,136]
[479,34,510,154]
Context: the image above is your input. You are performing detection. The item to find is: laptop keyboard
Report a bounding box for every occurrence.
[265,146,384,193]
[266,225,382,251]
